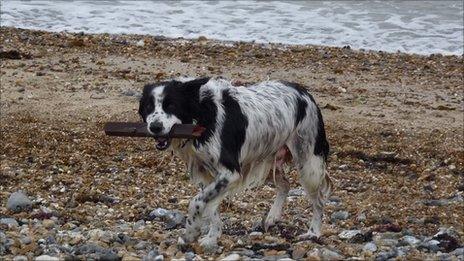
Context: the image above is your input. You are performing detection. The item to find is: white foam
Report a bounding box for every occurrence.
[1,0,462,55]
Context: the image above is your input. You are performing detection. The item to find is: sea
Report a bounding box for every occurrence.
[1,0,463,55]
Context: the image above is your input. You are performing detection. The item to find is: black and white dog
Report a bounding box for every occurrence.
[138,77,332,251]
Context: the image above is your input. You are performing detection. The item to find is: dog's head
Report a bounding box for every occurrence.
[138,77,209,150]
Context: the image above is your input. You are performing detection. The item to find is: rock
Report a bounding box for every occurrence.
[164,210,185,229]
[142,250,157,261]
[13,256,28,261]
[338,230,361,240]
[292,246,307,259]
[363,242,377,253]
[121,89,137,97]
[221,253,241,260]
[338,164,349,170]
[0,218,19,227]
[450,247,464,257]
[149,208,169,219]
[320,248,344,260]
[36,255,59,261]
[136,39,145,47]
[432,229,461,252]
[356,213,367,222]
[17,87,26,92]
[288,188,305,197]
[331,211,349,222]
[7,191,32,212]
[185,251,195,261]
[418,239,441,252]
[400,235,421,246]
[134,241,148,250]
[20,236,32,245]
[42,219,55,229]
[375,249,397,261]
[98,252,120,261]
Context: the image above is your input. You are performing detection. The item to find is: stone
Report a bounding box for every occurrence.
[363,242,377,253]
[20,236,32,245]
[185,251,195,261]
[0,218,19,227]
[142,249,159,261]
[375,250,398,261]
[98,252,120,261]
[13,256,28,261]
[320,248,344,260]
[221,253,241,261]
[42,219,55,229]
[288,188,305,197]
[292,246,307,259]
[418,239,441,252]
[338,164,348,170]
[121,89,137,97]
[400,235,421,246]
[36,255,59,261]
[164,210,185,229]
[331,211,349,222]
[357,213,367,222]
[7,191,32,212]
[338,230,361,240]
[134,241,148,250]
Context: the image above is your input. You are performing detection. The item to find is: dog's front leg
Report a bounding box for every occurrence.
[182,170,239,251]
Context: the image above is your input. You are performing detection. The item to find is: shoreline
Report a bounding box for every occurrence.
[4,26,464,58]
[1,27,463,260]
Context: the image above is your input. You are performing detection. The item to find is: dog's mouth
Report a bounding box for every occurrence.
[155,137,171,150]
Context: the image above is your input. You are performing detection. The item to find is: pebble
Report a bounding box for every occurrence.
[375,249,398,261]
[320,248,344,260]
[363,242,377,253]
[19,236,32,245]
[331,211,350,222]
[7,191,32,212]
[338,164,349,170]
[288,188,305,197]
[356,213,367,222]
[400,235,421,246]
[418,239,441,252]
[0,218,19,227]
[121,89,137,96]
[35,255,59,261]
[42,219,55,229]
[338,230,362,240]
[185,251,195,261]
[143,249,160,261]
[221,253,241,260]
[13,256,28,261]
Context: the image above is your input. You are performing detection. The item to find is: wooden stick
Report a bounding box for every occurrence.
[104,122,205,138]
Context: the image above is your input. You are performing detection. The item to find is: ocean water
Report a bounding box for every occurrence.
[1,0,463,55]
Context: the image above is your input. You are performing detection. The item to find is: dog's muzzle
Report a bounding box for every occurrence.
[155,137,171,150]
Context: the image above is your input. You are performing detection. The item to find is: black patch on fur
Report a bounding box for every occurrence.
[214,178,229,192]
[295,98,308,127]
[138,83,158,122]
[219,90,248,173]
[195,90,217,146]
[161,77,210,124]
[314,107,330,161]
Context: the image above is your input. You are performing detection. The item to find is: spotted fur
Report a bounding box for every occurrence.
[138,77,332,251]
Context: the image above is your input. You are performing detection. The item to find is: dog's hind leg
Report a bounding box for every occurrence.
[264,149,290,231]
[288,137,332,239]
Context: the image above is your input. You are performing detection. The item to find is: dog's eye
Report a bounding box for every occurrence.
[164,100,175,111]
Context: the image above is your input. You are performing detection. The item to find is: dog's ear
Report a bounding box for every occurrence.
[182,77,210,94]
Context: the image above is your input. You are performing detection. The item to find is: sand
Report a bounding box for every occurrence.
[0,27,463,260]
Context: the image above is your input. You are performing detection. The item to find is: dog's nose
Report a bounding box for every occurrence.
[149,121,163,134]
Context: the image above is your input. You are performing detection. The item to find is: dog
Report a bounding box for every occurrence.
[138,77,332,251]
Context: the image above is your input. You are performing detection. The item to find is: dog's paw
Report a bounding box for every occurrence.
[199,236,218,253]
[263,214,280,232]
